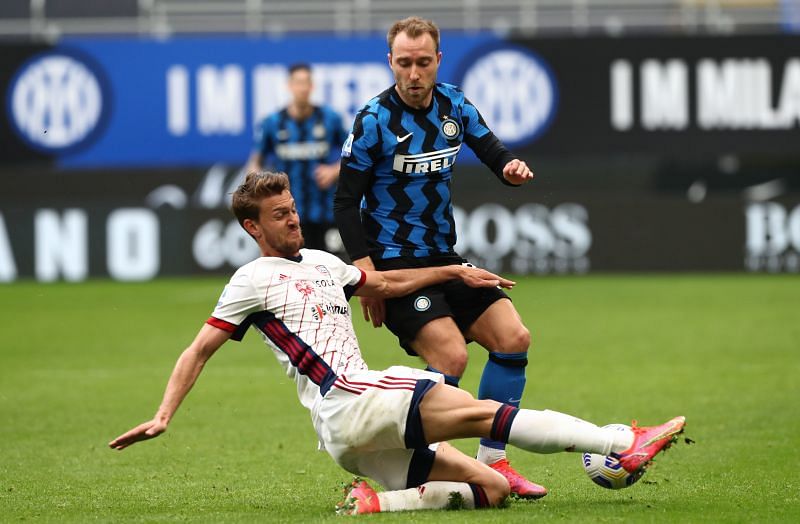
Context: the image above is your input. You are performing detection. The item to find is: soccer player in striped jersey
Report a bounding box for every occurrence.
[247,63,348,255]
[334,17,544,497]
[110,171,685,514]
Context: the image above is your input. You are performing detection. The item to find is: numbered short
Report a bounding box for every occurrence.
[316,366,443,490]
[383,280,510,355]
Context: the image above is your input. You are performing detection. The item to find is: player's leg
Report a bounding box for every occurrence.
[338,443,510,514]
[420,382,632,458]
[409,317,468,384]
[449,281,543,497]
[418,382,685,471]
[466,297,529,455]
[382,286,468,386]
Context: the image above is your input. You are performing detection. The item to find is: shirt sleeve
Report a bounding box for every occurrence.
[461,97,518,186]
[206,271,262,339]
[314,252,367,299]
[334,110,381,260]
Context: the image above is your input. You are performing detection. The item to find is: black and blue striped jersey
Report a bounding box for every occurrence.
[335,83,516,261]
[253,105,347,224]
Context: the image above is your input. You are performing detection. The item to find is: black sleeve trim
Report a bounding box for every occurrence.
[334,164,372,260]
[464,131,519,187]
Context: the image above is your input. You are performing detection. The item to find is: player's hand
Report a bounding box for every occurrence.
[108,419,167,450]
[359,295,386,328]
[459,266,515,289]
[314,163,340,190]
[502,159,534,185]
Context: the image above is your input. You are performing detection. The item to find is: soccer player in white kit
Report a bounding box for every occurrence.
[110,171,686,514]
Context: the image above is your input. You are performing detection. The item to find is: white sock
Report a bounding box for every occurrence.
[377,482,483,512]
[508,409,634,456]
[476,444,506,465]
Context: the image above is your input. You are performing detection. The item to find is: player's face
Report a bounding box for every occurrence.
[389,31,441,109]
[251,190,304,257]
[288,69,313,107]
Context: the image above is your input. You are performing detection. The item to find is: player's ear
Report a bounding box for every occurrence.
[387,52,392,67]
[436,51,442,65]
[242,218,261,239]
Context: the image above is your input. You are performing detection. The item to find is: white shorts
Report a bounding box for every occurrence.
[314,366,443,490]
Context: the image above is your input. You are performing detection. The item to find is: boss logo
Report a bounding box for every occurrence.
[454,203,592,274]
[745,202,800,272]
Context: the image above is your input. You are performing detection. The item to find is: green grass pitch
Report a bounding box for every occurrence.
[1,274,798,522]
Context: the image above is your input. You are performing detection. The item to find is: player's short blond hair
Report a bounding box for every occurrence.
[387,16,440,54]
[232,171,291,226]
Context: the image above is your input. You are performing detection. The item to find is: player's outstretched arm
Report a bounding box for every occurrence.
[109,324,231,450]
[356,265,514,300]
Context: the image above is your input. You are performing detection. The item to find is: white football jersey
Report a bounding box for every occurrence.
[207,249,368,412]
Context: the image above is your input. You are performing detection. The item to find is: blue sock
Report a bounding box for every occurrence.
[425,365,461,387]
[478,351,528,450]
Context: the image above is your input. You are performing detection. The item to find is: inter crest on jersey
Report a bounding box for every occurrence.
[440,117,460,139]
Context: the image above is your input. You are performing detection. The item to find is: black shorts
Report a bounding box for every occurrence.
[374,255,509,356]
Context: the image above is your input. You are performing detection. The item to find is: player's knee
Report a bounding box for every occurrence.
[446,350,469,376]
[499,325,530,354]
[421,346,468,377]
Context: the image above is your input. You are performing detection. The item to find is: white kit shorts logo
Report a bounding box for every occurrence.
[459,45,557,145]
[7,50,109,152]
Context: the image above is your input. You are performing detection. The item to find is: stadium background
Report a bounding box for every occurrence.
[1,2,799,522]
[2,0,800,280]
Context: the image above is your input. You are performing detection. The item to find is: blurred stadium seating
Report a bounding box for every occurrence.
[0,0,794,40]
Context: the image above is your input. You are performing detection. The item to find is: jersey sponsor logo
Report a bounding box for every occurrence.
[7,50,109,152]
[459,45,557,145]
[311,303,350,320]
[295,280,316,297]
[440,118,460,139]
[315,264,330,276]
[414,296,431,312]
[311,304,326,320]
[341,133,354,157]
[393,145,461,174]
[396,132,413,143]
[275,141,330,160]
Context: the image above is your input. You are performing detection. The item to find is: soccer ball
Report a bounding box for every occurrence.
[581,424,644,489]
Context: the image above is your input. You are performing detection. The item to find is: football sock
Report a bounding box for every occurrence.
[476,444,506,465]
[425,365,461,387]
[376,482,490,512]
[477,351,527,461]
[492,406,634,456]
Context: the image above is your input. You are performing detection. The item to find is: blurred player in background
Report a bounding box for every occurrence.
[334,16,543,497]
[110,171,686,515]
[247,63,348,256]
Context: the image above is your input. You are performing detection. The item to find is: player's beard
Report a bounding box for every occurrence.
[269,226,304,256]
[397,81,433,108]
